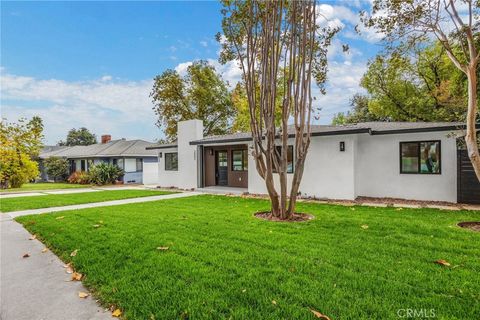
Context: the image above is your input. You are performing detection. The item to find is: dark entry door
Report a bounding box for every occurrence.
[216,151,228,186]
[457,149,480,204]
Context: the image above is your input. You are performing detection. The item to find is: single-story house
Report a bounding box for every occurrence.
[38,136,159,184]
[146,120,480,204]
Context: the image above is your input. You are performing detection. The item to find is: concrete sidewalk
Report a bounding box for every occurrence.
[0,219,113,320]
[0,185,147,199]
[4,192,201,219]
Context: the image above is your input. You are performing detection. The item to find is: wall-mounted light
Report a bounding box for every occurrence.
[339,141,345,152]
[159,152,162,158]
[209,149,214,156]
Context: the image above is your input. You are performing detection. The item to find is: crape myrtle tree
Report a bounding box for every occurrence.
[219,0,338,219]
[362,0,480,180]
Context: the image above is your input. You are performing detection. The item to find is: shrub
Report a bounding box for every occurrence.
[87,163,124,185]
[44,157,69,182]
[67,171,90,184]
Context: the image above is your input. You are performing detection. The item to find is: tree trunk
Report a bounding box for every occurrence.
[465,65,480,181]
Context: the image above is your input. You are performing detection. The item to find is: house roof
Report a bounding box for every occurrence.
[188,122,472,145]
[39,139,159,159]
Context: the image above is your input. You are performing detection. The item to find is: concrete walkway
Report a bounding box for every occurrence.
[0,185,147,199]
[3,192,201,219]
[0,219,113,320]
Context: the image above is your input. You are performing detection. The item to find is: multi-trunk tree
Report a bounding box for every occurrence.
[219,0,338,219]
[363,0,480,181]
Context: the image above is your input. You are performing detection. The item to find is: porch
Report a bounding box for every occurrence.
[200,144,249,189]
[195,186,247,195]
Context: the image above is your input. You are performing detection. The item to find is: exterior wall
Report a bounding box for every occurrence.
[177,120,203,189]
[247,135,357,200]
[203,145,248,188]
[142,157,159,185]
[355,131,457,202]
[246,131,457,202]
[156,147,180,187]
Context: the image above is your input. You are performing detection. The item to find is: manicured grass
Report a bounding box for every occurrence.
[16,195,480,319]
[1,190,174,212]
[2,182,90,193]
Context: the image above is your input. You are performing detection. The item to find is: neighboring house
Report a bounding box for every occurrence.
[147,120,480,204]
[38,136,159,184]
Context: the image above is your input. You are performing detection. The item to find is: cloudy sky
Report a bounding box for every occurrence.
[1,0,383,145]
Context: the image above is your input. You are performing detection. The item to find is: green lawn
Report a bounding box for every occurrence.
[1,190,174,212]
[16,195,480,319]
[2,182,90,193]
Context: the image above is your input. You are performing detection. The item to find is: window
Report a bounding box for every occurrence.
[80,160,86,171]
[273,145,294,173]
[232,150,248,171]
[136,158,143,172]
[400,141,441,174]
[165,153,178,171]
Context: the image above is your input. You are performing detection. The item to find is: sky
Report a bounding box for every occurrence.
[1,0,384,145]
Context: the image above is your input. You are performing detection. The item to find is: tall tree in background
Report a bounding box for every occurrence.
[150,60,235,141]
[332,94,388,125]
[0,116,44,188]
[220,0,338,219]
[363,0,480,180]
[58,127,97,146]
[333,42,477,124]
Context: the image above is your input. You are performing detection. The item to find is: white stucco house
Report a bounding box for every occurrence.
[146,120,480,204]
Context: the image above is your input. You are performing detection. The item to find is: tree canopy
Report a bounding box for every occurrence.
[59,127,97,146]
[333,41,479,124]
[0,116,44,188]
[150,60,235,141]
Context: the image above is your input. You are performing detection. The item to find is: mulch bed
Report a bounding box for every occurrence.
[254,211,314,222]
[457,221,480,232]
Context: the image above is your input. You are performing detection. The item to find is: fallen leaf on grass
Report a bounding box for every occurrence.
[361,224,369,229]
[72,272,83,281]
[70,249,78,257]
[41,248,48,253]
[272,300,277,305]
[396,208,403,211]
[242,289,247,293]
[66,266,74,274]
[156,246,169,251]
[434,259,451,267]
[55,216,65,220]
[22,253,30,258]
[29,234,37,240]
[310,309,331,320]
[112,309,122,317]
[78,292,89,298]
[93,224,101,228]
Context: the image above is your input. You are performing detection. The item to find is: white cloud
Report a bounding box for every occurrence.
[316,2,384,44]
[313,60,368,123]
[200,40,208,47]
[1,71,160,144]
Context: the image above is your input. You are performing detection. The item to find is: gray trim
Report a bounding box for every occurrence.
[189,123,479,146]
[146,144,178,150]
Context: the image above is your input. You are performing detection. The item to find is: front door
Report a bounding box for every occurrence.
[216,151,228,186]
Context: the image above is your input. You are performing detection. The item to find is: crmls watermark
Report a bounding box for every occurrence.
[397,308,436,318]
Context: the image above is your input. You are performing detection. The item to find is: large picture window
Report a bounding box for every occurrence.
[165,153,178,171]
[400,141,441,174]
[273,145,294,174]
[232,149,248,171]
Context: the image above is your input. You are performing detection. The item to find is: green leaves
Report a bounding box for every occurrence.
[150,60,235,141]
